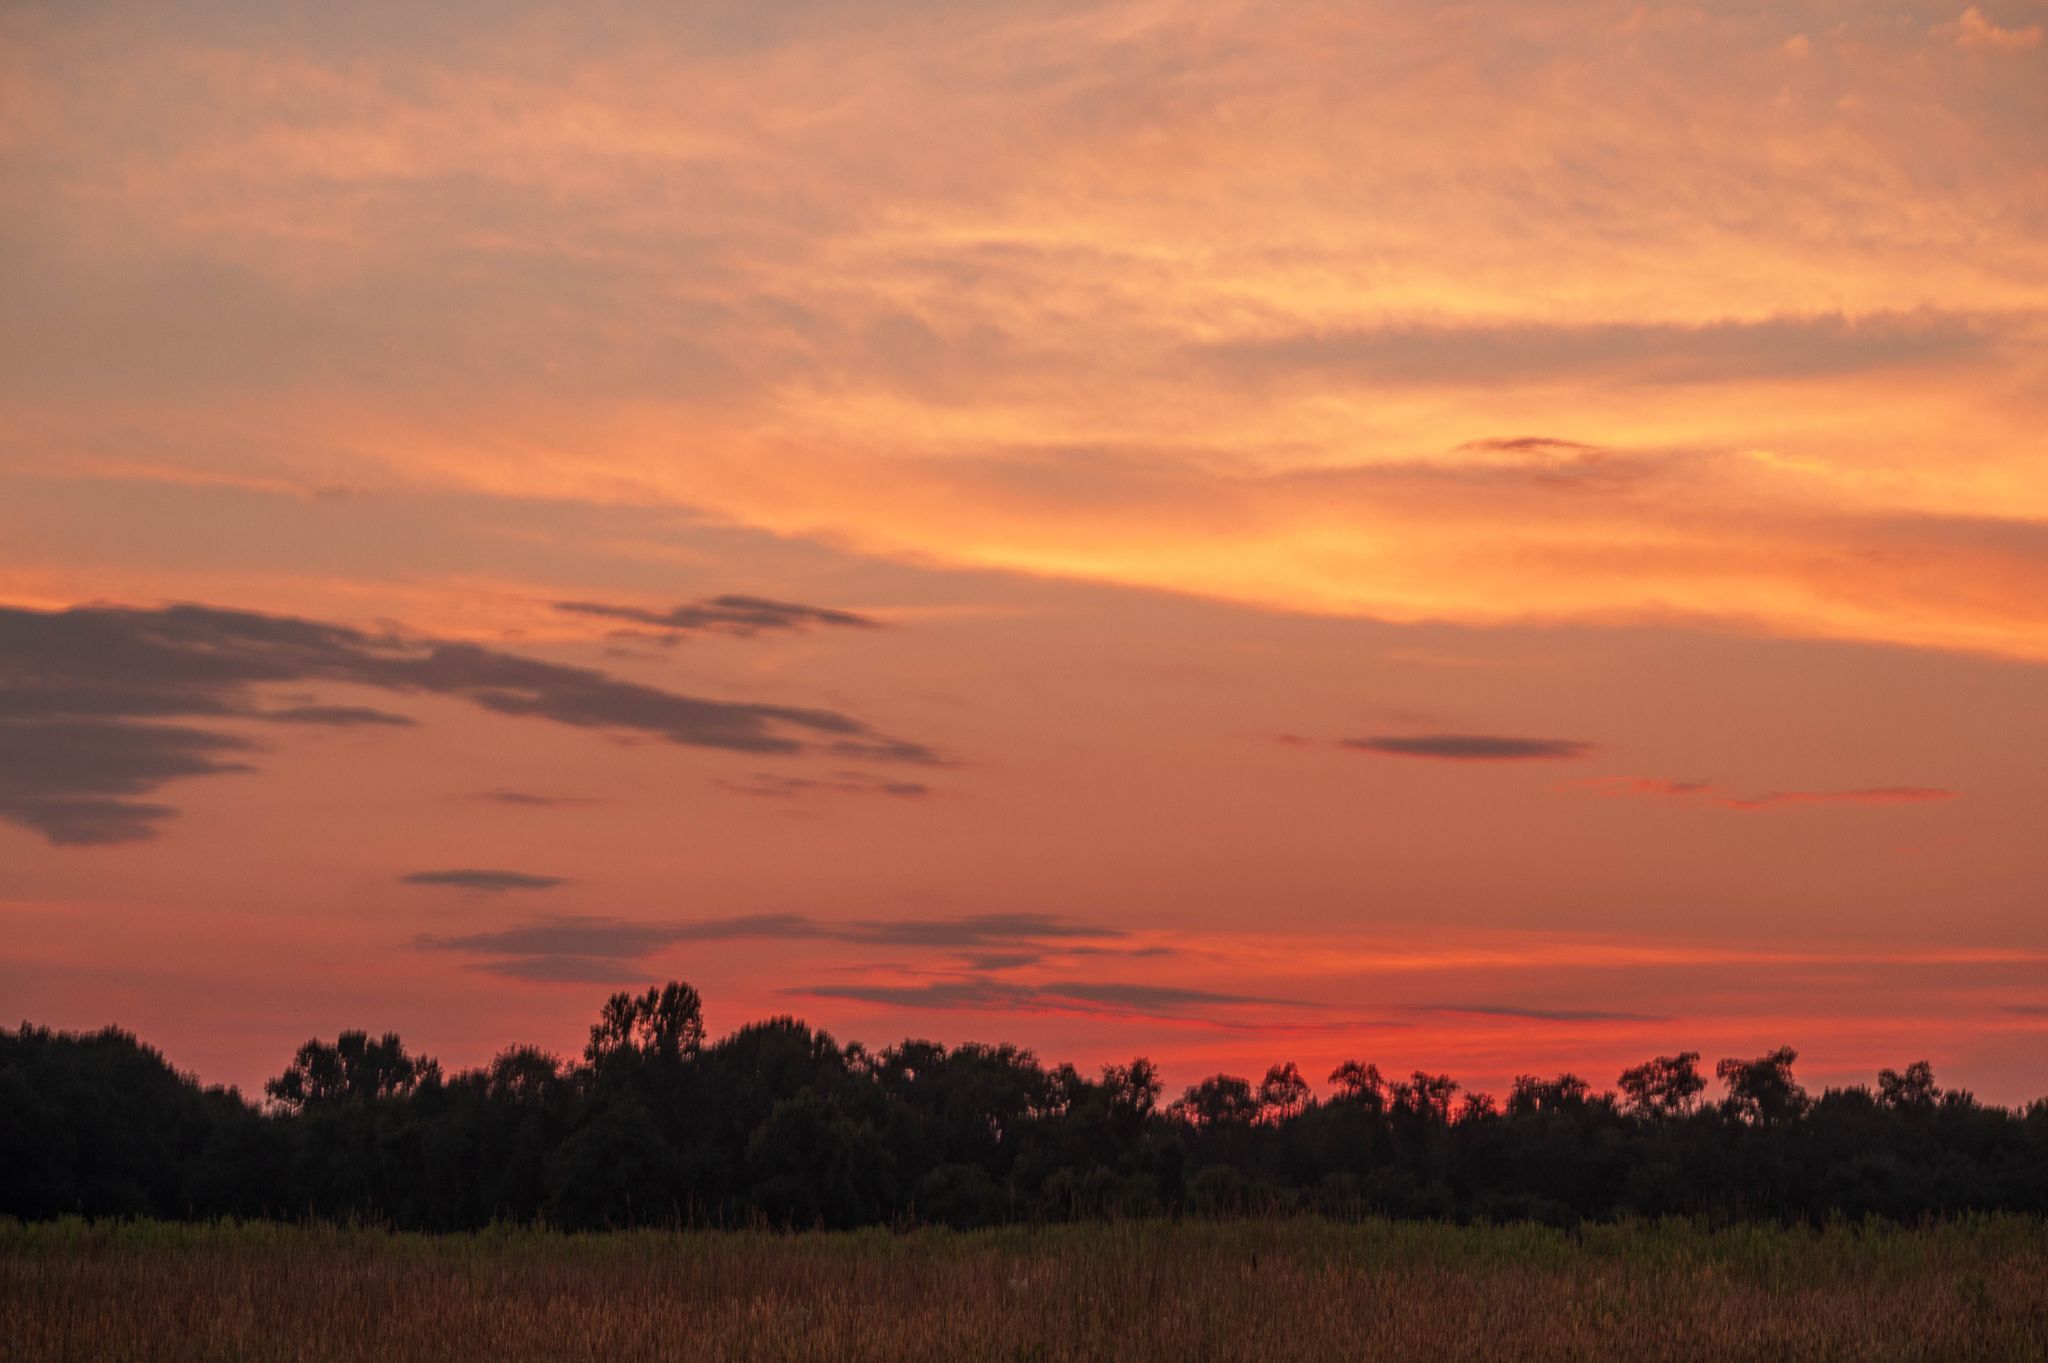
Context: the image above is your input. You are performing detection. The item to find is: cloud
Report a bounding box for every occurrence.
[1953,6,2043,50]
[481,955,656,984]
[790,977,1302,1021]
[417,911,1125,978]
[1203,313,2000,389]
[402,868,569,892]
[958,951,1045,971]
[1723,786,1959,811]
[554,594,878,641]
[467,789,603,807]
[1575,776,1958,811]
[1458,436,1598,456]
[795,979,1041,1011]
[8,0,2048,674]
[1047,981,1298,1010]
[717,771,931,799]
[1340,734,1592,762]
[0,718,256,846]
[259,704,416,727]
[0,602,934,846]
[1418,1003,1667,1023]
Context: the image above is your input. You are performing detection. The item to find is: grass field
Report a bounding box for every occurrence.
[4,1217,2046,1362]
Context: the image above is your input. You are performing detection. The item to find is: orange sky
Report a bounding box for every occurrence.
[3,0,2045,1104]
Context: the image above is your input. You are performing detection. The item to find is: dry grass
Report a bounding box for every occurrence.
[4,1217,2045,1362]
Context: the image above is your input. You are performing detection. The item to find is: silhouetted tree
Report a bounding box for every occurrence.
[1617,1052,1705,1118]
[264,1031,439,1112]
[584,983,705,1073]
[10,998,2048,1233]
[1172,1074,1258,1127]
[1506,1073,1591,1118]
[1391,1072,1459,1123]
[1878,1060,1941,1112]
[1717,1047,1808,1125]
[1257,1063,1311,1122]
[1328,1060,1388,1113]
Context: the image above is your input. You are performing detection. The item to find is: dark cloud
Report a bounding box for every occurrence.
[0,718,255,845]
[717,771,930,800]
[0,602,934,847]
[467,789,603,807]
[1047,982,1297,1010]
[418,911,1125,978]
[402,868,569,892]
[480,956,654,984]
[1205,312,1998,388]
[1577,776,1956,810]
[415,908,1122,970]
[958,951,1043,971]
[1419,1003,1666,1023]
[841,913,1117,948]
[259,704,416,727]
[798,979,1041,1011]
[420,916,684,958]
[1459,436,1597,455]
[791,977,1300,1020]
[1340,734,1592,761]
[554,594,877,640]
[1067,944,1177,960]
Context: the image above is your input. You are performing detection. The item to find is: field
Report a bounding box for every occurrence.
[4,1217,2046,1362]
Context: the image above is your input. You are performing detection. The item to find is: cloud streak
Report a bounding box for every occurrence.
[554,594,878,640]
[1341,734,1592,762]
[716,772,930,800]
[791,977,1303,1022]
[1416,1003,1668,1024]
[402,869,568,892]
[417,911,1126,977]
[1203,313,2002,389]
[1576,776,1958,812]
[0,602,934,846]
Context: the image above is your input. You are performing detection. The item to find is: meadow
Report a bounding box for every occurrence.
[4,1216,2045,1362]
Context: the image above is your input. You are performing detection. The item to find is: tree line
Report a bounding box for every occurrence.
[6,983,2046,1231]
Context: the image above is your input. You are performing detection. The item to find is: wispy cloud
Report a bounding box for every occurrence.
[1574,776,1958,811]
[259,704,416,727]
[467,789,603,808]
[418,911,1126,978]
[1416,1003,1668,1024]
[1341,734,1592,762]
[1202,313,2000,389]
[402,869,568,892]
[1722,787,1958,811]
[791,977,1303,1022]
[717,772,930,800]
[554,594,878,641]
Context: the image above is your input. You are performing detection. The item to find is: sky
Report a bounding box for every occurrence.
[3,0,2046,1105]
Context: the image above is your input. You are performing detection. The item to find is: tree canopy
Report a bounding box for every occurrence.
[6,989,2047,1231]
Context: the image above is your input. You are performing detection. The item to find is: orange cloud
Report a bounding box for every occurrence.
[4,1,2045,663]
[1952,6,2044,50]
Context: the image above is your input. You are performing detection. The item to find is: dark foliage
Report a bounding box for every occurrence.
[6,996,2047,1230]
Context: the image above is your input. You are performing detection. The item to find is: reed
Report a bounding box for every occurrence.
[4,1216,2044,1362]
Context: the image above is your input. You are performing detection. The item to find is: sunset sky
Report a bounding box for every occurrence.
[4,0,2046,1105]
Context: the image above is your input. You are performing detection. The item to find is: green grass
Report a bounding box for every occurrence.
[4,1216,2045,1361]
